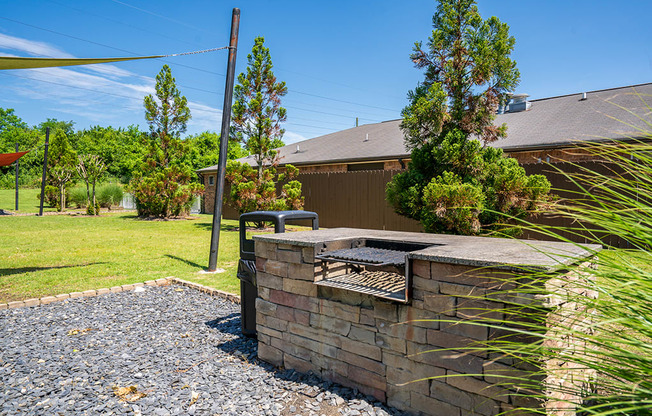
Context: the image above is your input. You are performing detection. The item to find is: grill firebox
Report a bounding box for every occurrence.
[314,239,435,303]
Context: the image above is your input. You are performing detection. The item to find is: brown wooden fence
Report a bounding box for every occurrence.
[298,170,423,232]
[220,161,631,248]
[521,161,631,248]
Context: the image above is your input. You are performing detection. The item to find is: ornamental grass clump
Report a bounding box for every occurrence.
[458,139,652,415]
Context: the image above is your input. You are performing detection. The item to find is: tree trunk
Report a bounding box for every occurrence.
[59,183,65,212]
[85,181,91,208]
[91,181,97,215]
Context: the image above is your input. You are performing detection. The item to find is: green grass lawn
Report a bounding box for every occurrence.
[0,187,58,214]
[0,212,246,303]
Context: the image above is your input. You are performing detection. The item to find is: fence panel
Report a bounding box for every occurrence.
[219,162,631,247]
[297,170,422,232]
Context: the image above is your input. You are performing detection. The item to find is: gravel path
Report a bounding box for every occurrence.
[0,285,401,416]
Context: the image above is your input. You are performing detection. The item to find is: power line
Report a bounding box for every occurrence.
[0,71,147,102]
[276,67,406,101]
[282,122,338,132]
[288,90,398,112]
[283,104,382,123]
[1,16,403,115]
[0,16,226,77]
[0,72,361,134]
[109,0,213,36]
[104,1,405,103]
[46,0,201,49]
[287,115,359,128]
[284,98,395,118]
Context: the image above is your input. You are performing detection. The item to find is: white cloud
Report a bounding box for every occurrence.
[283,130,308,144]
[0,33,74,58]
[1,34,222,134]
[187,101,222,132]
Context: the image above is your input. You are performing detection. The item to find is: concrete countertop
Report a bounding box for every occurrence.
[253,228,601,272]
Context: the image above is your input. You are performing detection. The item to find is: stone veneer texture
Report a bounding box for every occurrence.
[254,240,543,416]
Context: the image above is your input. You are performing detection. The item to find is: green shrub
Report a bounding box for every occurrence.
[36,184,70,209]
[97,183,123,209]
[0,174,14,189]
[86,201,100,215]
[69,187,88,208]
[0,174,41,189]
[387,129,552,235]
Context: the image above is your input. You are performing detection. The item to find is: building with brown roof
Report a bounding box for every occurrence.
[199,82,652,179]
[199,83,651,230]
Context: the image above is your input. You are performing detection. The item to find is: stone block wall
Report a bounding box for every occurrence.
[255,240,537,415]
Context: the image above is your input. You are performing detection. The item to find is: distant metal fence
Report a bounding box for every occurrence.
[121,193,136,210]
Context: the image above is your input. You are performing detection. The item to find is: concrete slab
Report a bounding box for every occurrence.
[253,228,600,272]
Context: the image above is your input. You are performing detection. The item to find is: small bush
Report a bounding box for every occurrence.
[0,174,41,189]
[69,187,88,208]
[97,183,124,209]
[0,174,14,189]
[37,184,70,209]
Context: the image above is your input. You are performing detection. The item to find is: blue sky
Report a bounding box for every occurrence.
[1,0,651,144]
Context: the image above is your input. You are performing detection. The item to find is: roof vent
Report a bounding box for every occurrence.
[506,93,531,113]
[295,145,300,153]
[580,92,587,101]
[364,133,369,142]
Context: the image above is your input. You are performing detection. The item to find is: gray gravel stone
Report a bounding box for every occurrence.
[0,285,401,415]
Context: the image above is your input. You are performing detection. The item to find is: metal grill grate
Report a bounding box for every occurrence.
[315,270,406,302]
[315,247,407,267]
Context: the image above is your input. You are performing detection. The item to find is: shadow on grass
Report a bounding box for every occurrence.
[0,262,107,277]
[164,254,205,269]
[115,213,140,220]
[192,222,239,232]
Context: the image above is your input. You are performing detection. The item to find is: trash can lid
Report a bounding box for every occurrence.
[239,210,318,222]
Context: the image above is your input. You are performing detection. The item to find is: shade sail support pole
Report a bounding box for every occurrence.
[208,8,240,271]
[14,142,19,211]
[38,128,50,217]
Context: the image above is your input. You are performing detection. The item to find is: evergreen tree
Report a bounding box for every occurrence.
[227,36,303,215]
[232,36,287,174]
[387,0,552,235]
[129,65,202,218]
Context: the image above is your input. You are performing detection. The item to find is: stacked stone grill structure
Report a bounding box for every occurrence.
[254,240,541,416]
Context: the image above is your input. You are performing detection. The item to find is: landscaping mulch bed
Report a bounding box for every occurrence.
[0,285,398,416]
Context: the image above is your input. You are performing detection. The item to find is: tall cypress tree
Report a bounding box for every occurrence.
[387,0,552,235]
[129,65,202,218]
[226,36,303,216]
[231,36,287,177]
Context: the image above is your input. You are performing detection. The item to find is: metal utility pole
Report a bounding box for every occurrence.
[38,127,50,216]
[208,8,240,271]
[14,142,19,211]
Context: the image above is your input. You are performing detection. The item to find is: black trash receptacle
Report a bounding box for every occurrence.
[237,210,318,337]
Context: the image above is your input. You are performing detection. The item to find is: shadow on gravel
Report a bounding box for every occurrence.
[0,262,107,277]
[205,313,241,336]
[205,313,259,359]
[204,313,398,414]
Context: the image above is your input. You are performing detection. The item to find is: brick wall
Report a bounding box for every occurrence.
[254,240,543,415]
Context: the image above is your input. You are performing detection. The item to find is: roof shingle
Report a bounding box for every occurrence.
[198,83,652,172]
